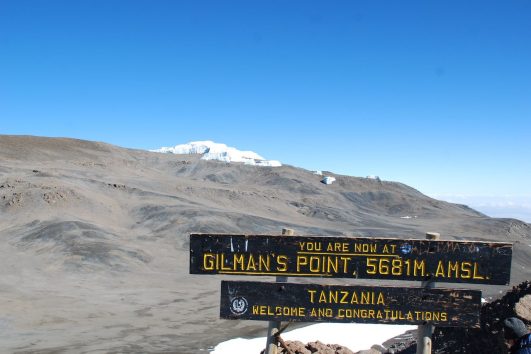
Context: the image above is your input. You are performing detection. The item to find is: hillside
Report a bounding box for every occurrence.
[0,135,529,353]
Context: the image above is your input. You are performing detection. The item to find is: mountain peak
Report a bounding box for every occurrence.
[151,141,282,167]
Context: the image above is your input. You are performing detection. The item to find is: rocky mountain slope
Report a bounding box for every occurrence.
[0,135,529,353]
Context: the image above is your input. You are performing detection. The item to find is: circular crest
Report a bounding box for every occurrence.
[229,296,248,316]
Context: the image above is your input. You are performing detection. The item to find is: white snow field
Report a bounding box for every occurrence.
[212,323,416,353]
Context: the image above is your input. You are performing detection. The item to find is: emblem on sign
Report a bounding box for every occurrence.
[400,243,412,255]
[229,296,248,316]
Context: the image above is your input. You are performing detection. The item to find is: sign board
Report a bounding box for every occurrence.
[220,280,481,327]
[190,234,512,285]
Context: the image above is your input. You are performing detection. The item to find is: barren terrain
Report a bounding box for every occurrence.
[0,135,529,353]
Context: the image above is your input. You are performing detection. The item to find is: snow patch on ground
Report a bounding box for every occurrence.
[212,323,416,354]
[321,176,336,185]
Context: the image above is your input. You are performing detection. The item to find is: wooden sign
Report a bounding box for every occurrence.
[220,281,481,327]
[190,234,512,285]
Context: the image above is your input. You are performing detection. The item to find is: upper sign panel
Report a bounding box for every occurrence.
[190,234,512,285]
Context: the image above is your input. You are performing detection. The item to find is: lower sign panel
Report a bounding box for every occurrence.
[220,281,480,327]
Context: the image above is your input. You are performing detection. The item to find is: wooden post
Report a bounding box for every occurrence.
[265,228,294,354]
[416,232,440,354]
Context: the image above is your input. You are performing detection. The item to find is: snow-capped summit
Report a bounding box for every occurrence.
[152,141,282,167]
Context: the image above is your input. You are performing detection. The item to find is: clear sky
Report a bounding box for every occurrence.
[1,1,530,202]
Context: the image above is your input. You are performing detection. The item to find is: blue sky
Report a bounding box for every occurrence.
[1,1,530,209]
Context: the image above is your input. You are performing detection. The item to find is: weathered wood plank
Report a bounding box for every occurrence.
[190,234,512,285]
[220,280,481,327]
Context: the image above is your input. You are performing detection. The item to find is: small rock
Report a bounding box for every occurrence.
[515,294,531,322]
[307,341,335,354]
[334,345,355,354]
[284,340,311,354]
[370,344,387,353]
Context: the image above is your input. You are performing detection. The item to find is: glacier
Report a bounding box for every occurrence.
[151,141,282,167]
